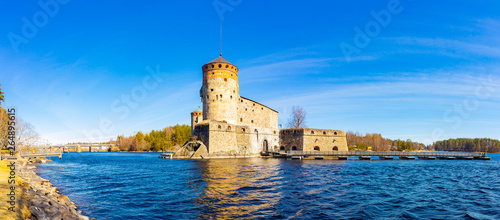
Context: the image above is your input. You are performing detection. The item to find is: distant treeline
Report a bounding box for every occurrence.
[429,138,499,153]
[346,131,426,151]
[111,124,191,152]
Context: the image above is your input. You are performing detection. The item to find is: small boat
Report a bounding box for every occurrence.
[158,152,174,159]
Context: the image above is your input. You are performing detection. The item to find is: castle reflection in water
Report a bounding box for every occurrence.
[190,158,347,219]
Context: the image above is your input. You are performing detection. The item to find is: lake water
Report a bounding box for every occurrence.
[36,152,499,219]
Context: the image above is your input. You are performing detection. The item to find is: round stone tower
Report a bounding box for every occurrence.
[200,55,239,124]
[191,107,203,135]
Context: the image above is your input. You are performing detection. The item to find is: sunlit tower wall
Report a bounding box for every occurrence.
[190,107,203,136]
[200,56,239,124]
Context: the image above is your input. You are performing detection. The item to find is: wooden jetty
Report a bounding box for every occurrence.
[267,150,491,160]
[2,150,63,161]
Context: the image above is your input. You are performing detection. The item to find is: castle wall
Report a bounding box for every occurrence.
[205,122,238,154]
[279,128,348,152]
[193,122,280,156]
[243,126,280,154]
[302,129,348,152]
[237,97,278,129]
[279,129,304,151]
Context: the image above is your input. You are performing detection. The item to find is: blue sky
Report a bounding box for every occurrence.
[0,0,499,145]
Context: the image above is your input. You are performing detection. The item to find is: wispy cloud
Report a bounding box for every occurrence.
[238,53,377,83]
[389,37,500,58]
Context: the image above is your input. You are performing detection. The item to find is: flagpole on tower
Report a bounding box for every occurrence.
[220,22,222,56]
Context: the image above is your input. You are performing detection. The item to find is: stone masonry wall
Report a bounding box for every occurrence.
[302,128,348,152]
[206,122,237,154]
[279,128,348,152]
[236,97,278,129]
[279,129,305,151]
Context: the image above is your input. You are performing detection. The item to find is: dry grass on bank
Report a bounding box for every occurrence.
[0,160,30,220]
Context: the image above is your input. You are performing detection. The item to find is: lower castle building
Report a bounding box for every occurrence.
[174,55,348,158]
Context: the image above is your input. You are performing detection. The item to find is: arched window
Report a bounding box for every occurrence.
[334,132,338,135]
[311,131,315,134]
[212,65,214,68]
[291,146,297,151]
[333,146,338,151]
[274,146,278,151]
[240,118,243,122]
[218,64,222,68]
[218,125,222,129]
[228,126,231,130]
[242,128,246,132]
[254,129,258,133]
[323,131,326,135]
[225,65,229,68]
[251,120,254,123]
[224,78,227,82]
[314,146,320,151]
[280,146,285,151]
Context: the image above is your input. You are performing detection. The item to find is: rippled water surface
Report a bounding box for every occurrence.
[36,153,500,219]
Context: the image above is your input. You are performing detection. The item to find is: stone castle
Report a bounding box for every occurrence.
[174,55,348,158]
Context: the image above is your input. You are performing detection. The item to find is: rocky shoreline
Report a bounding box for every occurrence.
[17,157,91,220]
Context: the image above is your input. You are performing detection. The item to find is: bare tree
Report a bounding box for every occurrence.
[15,118,41,149]
[287,106,307,128]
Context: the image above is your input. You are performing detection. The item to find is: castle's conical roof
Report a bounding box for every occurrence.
[193,107,202,113]
[208,55,232,64]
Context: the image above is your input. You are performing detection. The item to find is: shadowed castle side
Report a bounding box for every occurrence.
[174,55,348,159]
